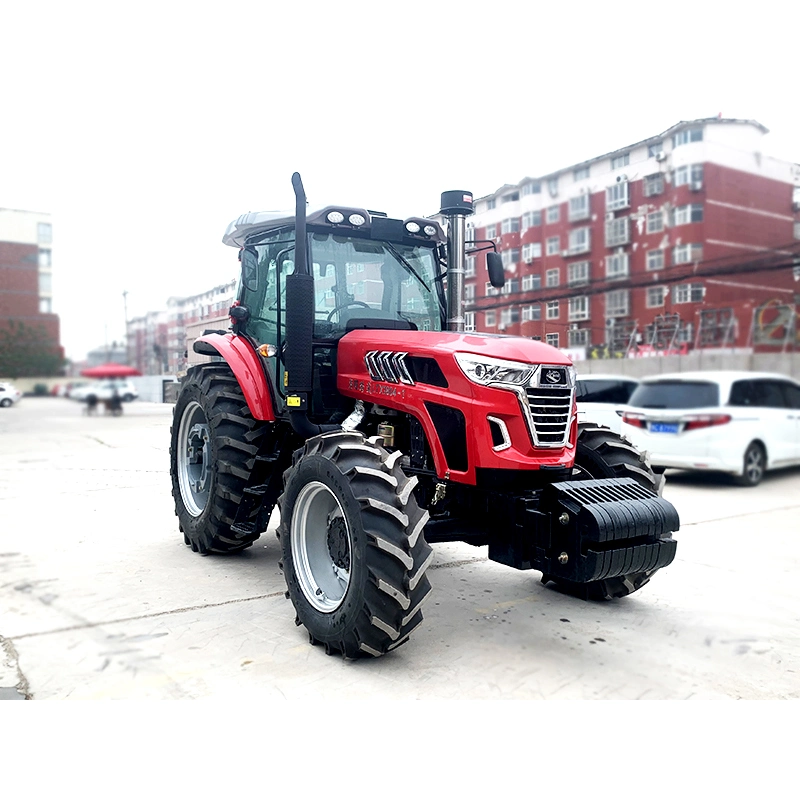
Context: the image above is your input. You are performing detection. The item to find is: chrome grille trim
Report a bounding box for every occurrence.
[364,351,414,385]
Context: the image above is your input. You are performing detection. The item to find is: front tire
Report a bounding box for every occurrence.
[278,431,433,658]
[170,364,269,554]
[543,423,665,600]
[0,398,11,408]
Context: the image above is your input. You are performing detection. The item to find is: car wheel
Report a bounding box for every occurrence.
[123,393,134,402]
[735,442,766,487]
[0,398,11,408]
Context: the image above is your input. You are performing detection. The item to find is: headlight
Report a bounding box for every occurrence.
[455,353,535,386]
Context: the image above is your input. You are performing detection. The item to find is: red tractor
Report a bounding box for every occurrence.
[170,174,678,658]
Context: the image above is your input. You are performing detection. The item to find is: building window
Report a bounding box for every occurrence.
[485,310,496,326]
[501,278,520,295]
[646,286,666,308]
[568,226,591,254]
[485,281,500,297]
[546,268,560,287]
[568,296,589,321]
[546,236,560,256]
[522,242,542,261]
[568,194,590,222]
[546,333,559,347]
[465,284,475,300]
[605,289,629,317]
[486,224,496,239]
[522,274,541,292]
[37,222,52,244]
[646,249,665,271]
[605,216,630,247]
[606,252,629,280]
[673,128,703,147]
[643,174,664,197]
[522,304,541,321]
[465,256,476,277]
[38,249,52,268]
[502,192,519,203]
[606,182,630,211]
[648,142,664,157]
[646,210,664,234]
[568,328,590,347]
[574,166,590,181]
[568,260,590,285]
[673,283,705,304]
[546,205,560,223]
[500,307,520,326]
[487,199,496,210]
[464,312,476,332]
[522,181,541,195]
[674,164,704,188]
[546,300,560,319]
[39,298,52,314]
[611,153,630,170]
[673,203,704,225]
[673,243,703,264]
[795,221,800,240]
[547,177,559,196]
[501,248,520,267]
[522,210,541,229]
[501,217,520,234]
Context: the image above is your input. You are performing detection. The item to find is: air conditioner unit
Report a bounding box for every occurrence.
[690,181,703,191]
[498,323,507,331]
[524,257,533,264]
[655,152,668,162]
[605,212,615,221]
[616,174,628,183]
[562,250,570,257]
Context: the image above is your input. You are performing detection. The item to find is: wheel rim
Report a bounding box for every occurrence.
[744,446,764,484]
[291,481,351,613]
[176,400,211,516]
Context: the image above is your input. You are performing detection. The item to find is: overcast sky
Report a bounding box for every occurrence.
[2,0,797,361]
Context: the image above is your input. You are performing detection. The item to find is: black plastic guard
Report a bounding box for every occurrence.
[542,478,679,583]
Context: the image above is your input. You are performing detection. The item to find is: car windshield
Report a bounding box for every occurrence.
[628,380,719,409]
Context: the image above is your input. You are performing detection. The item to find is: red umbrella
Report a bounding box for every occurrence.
[80,363,142,378]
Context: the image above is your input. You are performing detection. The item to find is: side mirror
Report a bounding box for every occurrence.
[241,246,259,291]
[486,252,505,289]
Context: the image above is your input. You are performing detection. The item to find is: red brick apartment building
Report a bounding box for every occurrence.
[464,118,800,356]
[0,208,63,370]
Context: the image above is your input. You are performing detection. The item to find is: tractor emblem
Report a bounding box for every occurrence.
[545,369,564,384]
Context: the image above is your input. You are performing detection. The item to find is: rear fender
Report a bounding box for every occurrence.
[194,333,276,421]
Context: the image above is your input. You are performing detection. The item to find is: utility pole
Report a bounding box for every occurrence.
[122,290,129,366]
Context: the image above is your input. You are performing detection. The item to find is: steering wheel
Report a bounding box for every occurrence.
[326,300,371,322]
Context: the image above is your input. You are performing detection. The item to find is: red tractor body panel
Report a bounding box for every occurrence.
[336,330,577,484]
[195,332,276,421]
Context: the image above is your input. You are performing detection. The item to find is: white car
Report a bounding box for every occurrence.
[619,371,800,486]
[70,379,139,403]
[0,382,22,407]
[575,374,639,434]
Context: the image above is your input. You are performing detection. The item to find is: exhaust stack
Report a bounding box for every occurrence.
[440,191,474,332]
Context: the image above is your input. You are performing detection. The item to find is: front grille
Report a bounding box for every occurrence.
[524,385,573,446]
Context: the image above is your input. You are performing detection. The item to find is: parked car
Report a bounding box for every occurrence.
[619,371,800,486]
[69,379,139,403]
[575,374,639,434]
[0,382,22,407]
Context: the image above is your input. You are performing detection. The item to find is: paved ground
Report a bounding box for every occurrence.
[1,397,799,699]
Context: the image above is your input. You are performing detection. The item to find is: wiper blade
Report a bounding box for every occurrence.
[383,242,430,292]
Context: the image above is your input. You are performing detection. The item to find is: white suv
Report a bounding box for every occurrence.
[620,370,800,486]
[0,382,22,407]
[70,380,139,403]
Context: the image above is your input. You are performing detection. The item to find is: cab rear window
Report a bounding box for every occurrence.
[628,381,719,409]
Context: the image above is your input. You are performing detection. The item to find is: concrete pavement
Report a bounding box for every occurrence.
[1,397,798,699]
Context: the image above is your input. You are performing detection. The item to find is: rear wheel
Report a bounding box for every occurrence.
[170,364,269,553]
[278,431,433,658]
[543,423,664,600]
[735,442,766,487]
[0,398,11,408]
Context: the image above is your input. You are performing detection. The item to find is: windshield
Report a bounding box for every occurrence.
[309,233,442,338]
[628,380,719,409]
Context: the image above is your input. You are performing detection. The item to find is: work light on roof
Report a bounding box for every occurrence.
[405,221,421,234]
[423,224,437,236]
[326,211,345,224]
[348,213,366,226]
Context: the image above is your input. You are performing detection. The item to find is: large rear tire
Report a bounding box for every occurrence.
[543,423,665,600]
[170,364,269,554]
[278,431,433,658]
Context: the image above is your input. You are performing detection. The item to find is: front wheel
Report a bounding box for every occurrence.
[542,423,666,600]
[0,398,11,408]
[278,431,433,658]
